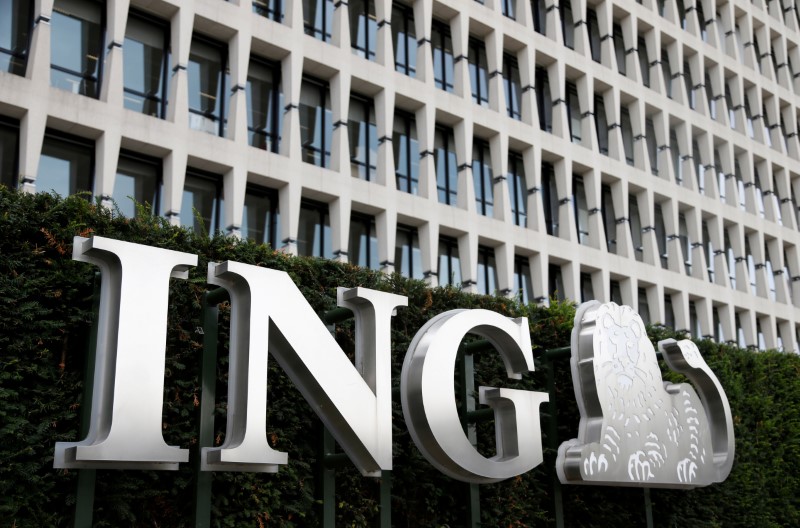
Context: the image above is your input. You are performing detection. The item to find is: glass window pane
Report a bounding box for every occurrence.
[300,78,332,167]
[37,134,93,197]
[247,58,281,152]
[124,14,167,117]
[243,187,279,246]
[51,0,103,97]
[181,173,221,236]
[392,4,416,77]
[188,38,226,135]
[113,154,160,217]
[0,0,33,75]
[0,120,19,189]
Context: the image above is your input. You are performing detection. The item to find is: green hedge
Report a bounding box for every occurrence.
[1,188,798,527]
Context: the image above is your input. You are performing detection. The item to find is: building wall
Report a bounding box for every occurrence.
[1,0,799,351]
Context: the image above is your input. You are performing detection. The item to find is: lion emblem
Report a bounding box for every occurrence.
[556,301,735,488]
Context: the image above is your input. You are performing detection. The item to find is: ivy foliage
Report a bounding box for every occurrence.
[1,188,798,527]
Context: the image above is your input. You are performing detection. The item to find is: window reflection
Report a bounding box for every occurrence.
[124,12,169,118]
[113,152,161,217]
[392,3,416,77]
[438,236,461,286]
[304,0,334,42]
[435,125,457,205]
[348,94,378,181]
[472,138,493,216]
[299,77,332,167]
[247,58,282,152]
[181,170,223,236]
[395,224,422,279]
[298,199,332,258]
[349,213,378,269]
[350,0,377,60]
[0,0,33,76]
[243,185,279,246]
[37,132,93,197]
[51,0,103,98]
[432,21,454,93]
[0,118,20,189]
[393,110,419,194]
[188,37,228,136]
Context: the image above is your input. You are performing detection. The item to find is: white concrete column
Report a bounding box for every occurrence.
[100,0,130,106]
[329,195,352,262]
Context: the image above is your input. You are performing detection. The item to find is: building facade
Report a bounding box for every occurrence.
[1,0,799,350]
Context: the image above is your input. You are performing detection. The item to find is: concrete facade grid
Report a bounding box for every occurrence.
[2,0,800,351]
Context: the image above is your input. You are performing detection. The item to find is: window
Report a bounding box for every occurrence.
[299,77,332,167]
[601,184,616,252]
[696,0,707,41]
[503,53,522,120]
[580,272,594,302]
[587,10,601,63]
[613,23,625,75]
[124,11,170,118]
[542,161,559,236]
[468,39,489,106]
[725,230,736,288]
[725,85,735,129]
[37,131,93,197]
[703,220,714,282]
[392,3,416,77]
[646,118,658,176]
[689,301,700,337]
[655,203,667,269]
[188,36,228,136]
[620,106,634,166]
[0,118,19,189]
[247,57,282,152]
[0,0,33,75]
[629,195,643,261]
[664,295,675,329]
[595,94,608,155]
[693,139,704,193]
[705,73,715,120]
[473,139,493,216]
[676,0,687,29]
[395,224,423,279]
[348,94,378,181]
[304,0,334,42]
[113,152,161,217]
[181,170,223,236]
[549,263,565,301]
[298,199,333,258]
[508,151,526,227]
[432,21,454,93]
[573,175,589,245]
[531,0,546,35]
[514,256,532,303]
[638,288,650,325]
[477,245,498,295]
[51,0,103,98]
[712,306,722,342]
[662,49,672,98]
[610,279,622,304]
[536,66,552,132]
[243,185,279,247]
[670,130,681,184]
[684,61,695,110]
[435,125,457,205]
[638,37,650,87]
[501,0,516,19]
[679,213,690,274]
[350,0,377,60]
[566,81,581,143]
[253,0,283,22]
[438,235,462,286]
[349,213,378,269]
[561,1,574,49]
[744,94,755,138]
[393,110,419,194]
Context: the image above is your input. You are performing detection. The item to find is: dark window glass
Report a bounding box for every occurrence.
[744,94,754,137]
[243,185,279,247]
[587,10,601,63]
[573,175,589,245]
[469,39,489,106]
[670,130,681,184]
[392,3,416,77]
[689,300,699,337]
[393,110,419,194]
[395,224,422,279]
[621,106,634,165]
[696,1,707,41]
[693,139,704,193]
[0,118,19,189]
[123,12,169,118]
[549,263,565,301]
[299,77,332,167]
[531,0,546,35]
[501,0,516,19]
[610,279,622,304]
[473,138,493,216]
[661,49,672,98]
[435,125,457,205]
[298,199,332,258]
[676,0,686,29]
[514,256,532,304]
[304,0,334,42]
[684,61,695,110]
[542,161,558,236]
[348,94,377,180]
[350,0,377,60]
[536,66,552,132]
[181,170,222,236]
[595,94,608,155]
[503,53,522,120]
[613,23,625,75]
[629,195,643,261]
[432,21,454,93]
[655,203,667,268]
[703,220,714,282]
[705,73,715,120]
[646,118,658,175]
[349,212,378,269]
[638,288,650,325]
[638,37,650,87]
[438,235,461,286]
[188,37,228,136]
[566,81,581,143]
[477,245,498,295]
[561,1,574,49]
[51,0,103,98]
[580,272,594,302]
[37,131,93,197]
[664,295,675,328]
[113,152,160,217]
[601,183,616,252]
[247,57,282,152]
[678,212,690,274]
[0,0,33,75]
[508,151,526,227]
[253,0,283,22]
